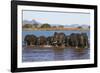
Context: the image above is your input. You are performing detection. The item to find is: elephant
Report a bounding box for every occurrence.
[47,36,54,46]
[65,33,89,48]
[57,32,66,46]
[70,33,79,47]
[79,33,89,48]
[37,36,47,46]
[69,33,75,47]
[52,32,59,46]
[24,32,89,48]
[65,36,70,47]
[52,32,66,47]
[74,33,89,48]
[24,34,37,46]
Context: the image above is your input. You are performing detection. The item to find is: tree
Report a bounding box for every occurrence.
[23,24,33,28]
[77,26,82,29]
[40,23,51,28]
[88,26,90,29]
[33,24,39,28]
[58,25,64,28]
[52,26,56,28]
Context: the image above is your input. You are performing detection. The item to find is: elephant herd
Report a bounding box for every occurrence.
[24,32,89,48]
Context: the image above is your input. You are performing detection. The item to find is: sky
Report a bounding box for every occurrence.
[22,10,90,25]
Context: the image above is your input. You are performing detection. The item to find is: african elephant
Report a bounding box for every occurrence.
[47,36,54,45]
[24,34,37,46]
[52,32,65,46]
[74,33,89,48]
[80,33,89,48]
[70,33,79,47]
[57,32,66,46]
[65,33,89,48]
[52,32,59,46]
[37,36,47,46]
[65,36,71,47]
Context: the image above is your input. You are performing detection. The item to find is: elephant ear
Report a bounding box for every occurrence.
[24,35,29,41]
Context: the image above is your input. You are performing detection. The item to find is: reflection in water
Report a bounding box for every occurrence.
[53,48,64,60]
[22,47,90,62]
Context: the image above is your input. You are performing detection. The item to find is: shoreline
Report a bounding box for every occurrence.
[22,28,90,31]
[23,45,89,50]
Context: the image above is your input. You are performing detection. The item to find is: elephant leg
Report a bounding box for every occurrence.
[85,40,89,48]
[27,42,30,46]
[75,40,78,48]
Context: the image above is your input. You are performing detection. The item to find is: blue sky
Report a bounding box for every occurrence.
[22,10,90,25]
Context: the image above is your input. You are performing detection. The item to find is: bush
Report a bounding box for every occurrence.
[40,23,51,28]
[23,24,33,28]
[77,26,82,29]
[58,25,64,28]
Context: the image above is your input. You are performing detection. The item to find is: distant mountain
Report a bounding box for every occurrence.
[81,24,89,27]
[51,24,81,27]
[51,24,89,28]
[64,24,80,27]
[23,20,89,28]
[23,20,31,25]
[50,24,61,26]
[23,20,41,25]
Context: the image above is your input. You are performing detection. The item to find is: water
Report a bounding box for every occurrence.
[22,30,90,62]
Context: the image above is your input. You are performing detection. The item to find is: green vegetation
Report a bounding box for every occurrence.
[77,26,82,29]
[23,24,33,28]
[22,21,90,31]
[33,24,38,28]
[40,23,51,28]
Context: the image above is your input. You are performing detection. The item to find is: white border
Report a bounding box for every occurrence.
[17,5,94,68]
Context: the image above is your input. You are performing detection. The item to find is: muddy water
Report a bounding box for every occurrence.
[22,48,90,62]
